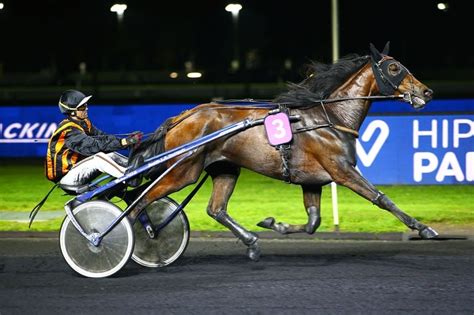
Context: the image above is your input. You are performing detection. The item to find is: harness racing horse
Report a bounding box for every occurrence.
[128,42,438,261]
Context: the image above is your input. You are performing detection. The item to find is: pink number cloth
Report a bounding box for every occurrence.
[264,112,293,146]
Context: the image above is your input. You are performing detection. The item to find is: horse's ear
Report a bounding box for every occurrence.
[369,43,382,62]
[382,41,390,55]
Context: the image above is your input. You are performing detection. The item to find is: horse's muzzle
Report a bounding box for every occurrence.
[424,88,434,99]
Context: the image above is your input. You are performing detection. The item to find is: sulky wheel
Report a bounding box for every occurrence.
[132,197,190,268]
[59,200,134,278]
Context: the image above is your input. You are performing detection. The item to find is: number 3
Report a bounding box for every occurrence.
[272,119,286,139]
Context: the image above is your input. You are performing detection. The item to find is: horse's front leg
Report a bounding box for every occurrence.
[333,164,438,239]
[257,185,322,234]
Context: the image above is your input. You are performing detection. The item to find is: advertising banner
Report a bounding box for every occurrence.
[1,101,473,185]
[356,115,473,184]
[0,104,194,157]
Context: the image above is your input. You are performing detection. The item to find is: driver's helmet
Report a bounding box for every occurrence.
[58,90,92,115]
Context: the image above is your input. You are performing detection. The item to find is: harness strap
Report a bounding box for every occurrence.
[274,105,292,183]
[278,144,292,183]
[333,125,359,137]
[292,99,360,138]
[29,183,59,228]
[167,105,276,132]
[294,123,358,137]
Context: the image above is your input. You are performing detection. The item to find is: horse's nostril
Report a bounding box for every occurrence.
[424,89,434,98]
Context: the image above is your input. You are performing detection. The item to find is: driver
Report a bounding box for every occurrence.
[45,89,143,191]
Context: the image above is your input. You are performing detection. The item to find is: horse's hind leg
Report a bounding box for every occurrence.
[333,165,438,239]
[257,185,322,234]
[206,164,260,261]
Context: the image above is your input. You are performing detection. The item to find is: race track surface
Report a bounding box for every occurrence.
[0,237,473,314]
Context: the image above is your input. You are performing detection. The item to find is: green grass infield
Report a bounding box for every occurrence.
[1,160,473,233]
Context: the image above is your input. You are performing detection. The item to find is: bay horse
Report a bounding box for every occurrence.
[128,42,437,261]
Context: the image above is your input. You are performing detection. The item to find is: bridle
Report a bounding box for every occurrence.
[372,56,409,95]
[369,55,419,106]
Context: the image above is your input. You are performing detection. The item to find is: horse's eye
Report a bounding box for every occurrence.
[388,62,401,75]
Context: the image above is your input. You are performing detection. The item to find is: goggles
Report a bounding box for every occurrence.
[76,104,88,111]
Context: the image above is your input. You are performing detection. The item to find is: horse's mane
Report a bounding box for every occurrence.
[274,54,370,107]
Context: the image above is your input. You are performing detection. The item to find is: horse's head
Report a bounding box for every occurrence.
[369,42,433,110]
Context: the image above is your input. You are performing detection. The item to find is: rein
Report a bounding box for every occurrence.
[122,93,409,146]
[304,93,405,105]
[212,94,408,138]
[292,94,407,138]
[214,94,405,107]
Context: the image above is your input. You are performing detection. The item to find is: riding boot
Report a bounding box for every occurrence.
[126,155,144,187]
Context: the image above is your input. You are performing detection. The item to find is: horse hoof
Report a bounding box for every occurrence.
[419,227,439,239]
[247,242,261,262]
[257,217,275,229]
[305,217,322,234]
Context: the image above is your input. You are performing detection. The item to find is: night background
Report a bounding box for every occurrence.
[0,0,472,103]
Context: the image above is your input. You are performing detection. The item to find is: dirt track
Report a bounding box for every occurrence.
[1,237,473,314]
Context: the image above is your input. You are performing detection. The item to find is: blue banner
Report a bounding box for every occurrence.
[0,104,194,157]
[0,101,473,185]
[356,115,473,184]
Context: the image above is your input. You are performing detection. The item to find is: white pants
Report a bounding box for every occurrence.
[59,152,128,187]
